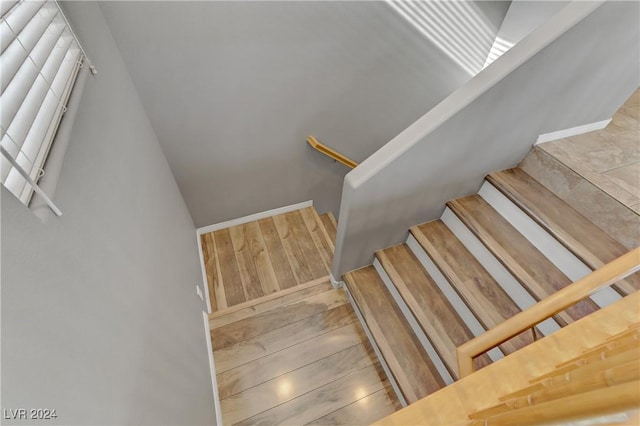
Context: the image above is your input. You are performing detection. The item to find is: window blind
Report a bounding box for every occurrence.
[0,0,83,205]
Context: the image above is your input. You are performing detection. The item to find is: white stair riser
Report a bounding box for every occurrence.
[478,182,621,309]
[441,207,561,336]
[405,235,504,362]
[373,259,455,385]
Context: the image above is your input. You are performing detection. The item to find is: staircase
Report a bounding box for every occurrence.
[342,160,639,408]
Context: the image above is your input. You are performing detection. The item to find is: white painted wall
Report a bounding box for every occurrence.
[332,1,640,276]
[496,0,570,46]
[1,2,216,424]
[484,0,570,67]
[98,0,509,227]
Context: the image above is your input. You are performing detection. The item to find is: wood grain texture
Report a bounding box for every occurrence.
[474,380,640,426]
[272,211,315,284]
[211,288,348,350]
[257,217,298,290]
[229,222,278,299]
[411,220,534,355]
[374,291,640,426]
[234,364,388,426]
[344,266,445,403]
[307,386,402,426]
[319,212,337,243]
[209,277,331,329]
[286,210,329,279]
[220,343,378,424]
[456,248,640,378]
[201,207,336,312]
[300,206,334,271]
[377,244,492,378]
[447,195,599,325]
[216,321,368,399]
[487,168,640,296]
[213,228,246,306]
[200,232,226,312]
[213,304,357,373]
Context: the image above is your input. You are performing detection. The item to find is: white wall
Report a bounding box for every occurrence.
[1,2,216,424]
[98,0,509,227]
[333,1,640,277]
[484,0,569,66]
[496,0,570,45]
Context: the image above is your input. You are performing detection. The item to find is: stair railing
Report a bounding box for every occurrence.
[306,136,358,169]
[457,247,640,378]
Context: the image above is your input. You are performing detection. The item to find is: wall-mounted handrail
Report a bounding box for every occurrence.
[456,247,640,378]
[307,136,358,169]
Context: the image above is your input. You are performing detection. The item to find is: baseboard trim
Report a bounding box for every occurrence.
[196,200,313,235]
[330,273,344,289]
[535,119,611,144]
[203,311,223,426]
[197,234,212,314]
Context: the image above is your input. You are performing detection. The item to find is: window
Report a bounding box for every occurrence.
[0,0,84,206]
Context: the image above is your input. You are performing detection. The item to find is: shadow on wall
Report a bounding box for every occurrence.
[386,0,504,74]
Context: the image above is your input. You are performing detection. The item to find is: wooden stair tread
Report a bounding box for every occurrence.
[410,220,534,355]
[319,212,337,243]
[211,287,348,350]
[376,244,492,378]
[487,168,639,296]
[447,195,599,326]
[343,266,445,403]
[208,276,332,328]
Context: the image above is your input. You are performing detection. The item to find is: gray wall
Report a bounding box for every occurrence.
[494,0,570,46]
[98,1,509,227]
[1,2,215,424]
[333,1,640,276]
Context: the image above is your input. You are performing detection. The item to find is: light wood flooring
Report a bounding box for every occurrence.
[201,207,337,312]
[209,277,401,425]
[205,207,398,424]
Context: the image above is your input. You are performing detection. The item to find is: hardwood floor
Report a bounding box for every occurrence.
[343,266,446,404]
[486,167,640,296]
[201,207,334,312]
[410,220,536,354]
[210,278,400,425]
[206,208,398,424]
[376,244,492,378]
[447,195,600,325]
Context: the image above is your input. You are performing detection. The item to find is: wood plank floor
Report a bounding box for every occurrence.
[410,220,536,354]
[447,195,600,325]
[201,207,335,312]
[210,278,401,425]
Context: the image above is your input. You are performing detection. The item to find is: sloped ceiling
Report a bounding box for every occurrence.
[99,1,509,226]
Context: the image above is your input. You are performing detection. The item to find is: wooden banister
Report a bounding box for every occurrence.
[306,136,358,169]
[457,247,640,378]
[468,380,640,426]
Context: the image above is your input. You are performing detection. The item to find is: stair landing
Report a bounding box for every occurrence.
[210,277,401,425]
[200,207,335,312]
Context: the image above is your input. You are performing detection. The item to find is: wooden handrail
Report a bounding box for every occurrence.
[457,247,640,378]
[468,380,640,426]
[306,136,358,169]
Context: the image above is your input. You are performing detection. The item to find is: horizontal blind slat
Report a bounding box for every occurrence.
[0,0,45,53]
[1,26,71,138]
[0,31,73,184]
[0,0,20,19]
[20,45,80,166]
[14,47,82,202]
[1,3,59,92]
[6,45,80,199]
